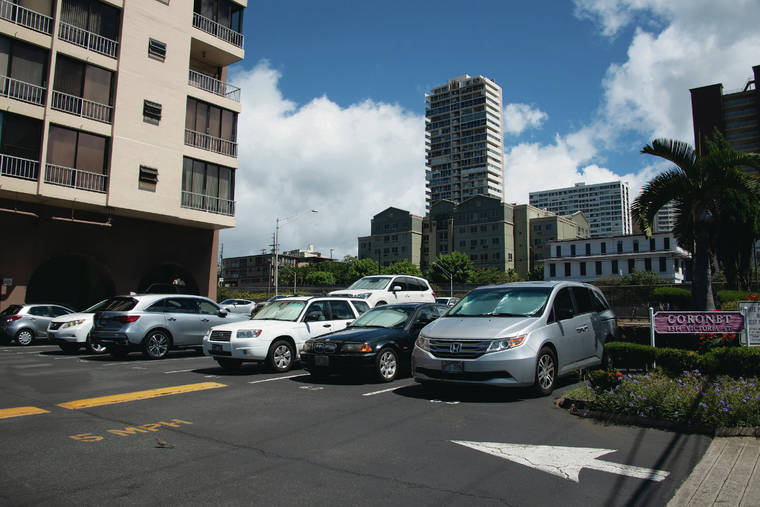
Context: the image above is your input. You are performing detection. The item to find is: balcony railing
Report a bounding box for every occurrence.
[188,69,241,102]
[185,129,237,157]
[0,0,53,35]
[58,21,118,58]
[1,153,38,180]
[0,75,46,106]
[181,190,235,216]
[51,90,112,123]
[45,164,107,193]
[192,12,244,48]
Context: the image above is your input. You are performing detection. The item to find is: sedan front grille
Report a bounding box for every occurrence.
[313,342,338,354]
[429,339,490,359]
[210,330,232,342]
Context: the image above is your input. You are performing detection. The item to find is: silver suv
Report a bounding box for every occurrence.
[1,304,74,346]
[91,294,250,359]
[412,281,617,395]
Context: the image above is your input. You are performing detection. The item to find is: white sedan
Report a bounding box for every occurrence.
[220,298,256,315]
[203,296,367,372]
[47,299,117,354]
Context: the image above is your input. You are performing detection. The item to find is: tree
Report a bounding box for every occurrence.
[381,260,423,277]
[470,267,521,285]
[632,131,760,310]
[305,271,335,286]
[713,180,760,289]
[346,258,380,282]
[528,263,545,281]
[427,251,474,283]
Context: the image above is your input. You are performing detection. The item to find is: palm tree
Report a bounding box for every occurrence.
[632,131,760,310]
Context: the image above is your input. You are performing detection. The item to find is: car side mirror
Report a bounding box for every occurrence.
[218,310,227,317]
[391,285,402,292]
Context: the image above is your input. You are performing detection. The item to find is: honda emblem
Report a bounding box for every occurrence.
[450,343,461,353]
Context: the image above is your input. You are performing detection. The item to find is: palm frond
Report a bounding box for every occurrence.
[641,139,696,173]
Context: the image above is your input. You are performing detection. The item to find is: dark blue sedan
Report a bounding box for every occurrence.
[300,303,447,382]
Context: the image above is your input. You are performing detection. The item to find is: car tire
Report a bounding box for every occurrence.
[267,339,295,372]
[59,343,80,354]
[15,328,34,346]
[142,330,171,360]
[534,347,557,396]
[375,347,399,382]
[86,334,107,355]
[216,358,242,371]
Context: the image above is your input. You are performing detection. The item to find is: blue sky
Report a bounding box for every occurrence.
[220,0,760,259]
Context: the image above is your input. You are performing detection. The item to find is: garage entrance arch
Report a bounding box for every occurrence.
[27,255,115,311]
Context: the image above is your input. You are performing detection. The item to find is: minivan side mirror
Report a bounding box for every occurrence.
[218,310,228,317]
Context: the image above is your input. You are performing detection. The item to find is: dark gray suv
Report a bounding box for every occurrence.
[91,294,249,359]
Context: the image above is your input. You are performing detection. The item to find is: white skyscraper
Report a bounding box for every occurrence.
[425,75,505,209]
[529,181,632,237]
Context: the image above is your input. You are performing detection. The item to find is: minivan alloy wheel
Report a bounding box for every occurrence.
[535,347,557,396]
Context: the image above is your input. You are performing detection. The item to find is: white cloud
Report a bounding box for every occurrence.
[221,62,426,259]
[503,103,548,135]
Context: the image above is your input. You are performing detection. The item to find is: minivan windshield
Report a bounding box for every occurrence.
[447,287,552,317]
[346,276,392,290]
[252,300,306,321]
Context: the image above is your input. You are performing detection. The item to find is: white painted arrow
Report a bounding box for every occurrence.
[451,441,669,483]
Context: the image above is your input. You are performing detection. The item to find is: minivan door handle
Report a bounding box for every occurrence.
[201,318,210,322]
[576,325,588,333]
[168,317,177,321]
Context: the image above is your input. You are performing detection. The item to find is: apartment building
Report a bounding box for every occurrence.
[529,181,632,237]
[544,233,690,283]
[425,75,505,209]
[0,0,245,310]
[690,65,760,160]
[357,207,423,268]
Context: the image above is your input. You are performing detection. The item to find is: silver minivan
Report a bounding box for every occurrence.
[412,281,617,395]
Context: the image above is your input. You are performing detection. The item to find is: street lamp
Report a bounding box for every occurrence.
[432,261,453,298]
[274,209,318,296]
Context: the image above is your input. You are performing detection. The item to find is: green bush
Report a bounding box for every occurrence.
[605,342,656,370]
[707,347,760,377]
[588,369,623,391]
[655,348,702,375]
[716,290,752,305]
[651,287,691,309]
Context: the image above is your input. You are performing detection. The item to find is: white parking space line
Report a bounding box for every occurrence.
[362,383,414,396]
[248,373,308,384]
[164,369,195,374]
[13,364,50,369]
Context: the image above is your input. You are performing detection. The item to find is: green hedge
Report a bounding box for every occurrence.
[716,290,752,305]
[605,342,760,377]
[651,287,691,308]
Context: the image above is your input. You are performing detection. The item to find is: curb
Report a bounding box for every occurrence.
[556,396,760,437]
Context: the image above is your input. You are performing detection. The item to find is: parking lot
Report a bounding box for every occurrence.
[0,344,710,506]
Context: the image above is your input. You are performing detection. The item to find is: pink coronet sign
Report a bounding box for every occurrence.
[653,311,745,334]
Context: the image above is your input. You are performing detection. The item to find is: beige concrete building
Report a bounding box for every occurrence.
[0,0,245,310]
[357,207,424,268]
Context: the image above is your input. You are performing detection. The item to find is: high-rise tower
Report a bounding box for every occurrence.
[425,75,504,209]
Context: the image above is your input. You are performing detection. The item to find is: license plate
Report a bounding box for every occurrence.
[211,344,223,354]
[315,355,329,367]
[442,361,464,373]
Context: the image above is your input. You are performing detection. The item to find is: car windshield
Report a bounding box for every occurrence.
[349,307,414,328]
[346,276,392,290]
[252,300,306,321]
[90,297,138,313]
[0,305,22,316]
[447,287,551,317]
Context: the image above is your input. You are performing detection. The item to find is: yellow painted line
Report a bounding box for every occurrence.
[0,406,51,419]
[57,382,227,410]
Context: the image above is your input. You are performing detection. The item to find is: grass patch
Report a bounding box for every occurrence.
[572,370,760,429]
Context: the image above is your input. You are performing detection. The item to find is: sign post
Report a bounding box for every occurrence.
[738,302,760,347]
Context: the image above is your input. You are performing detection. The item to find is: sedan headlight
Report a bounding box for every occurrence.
[415,334,431,352]
[61,320,85,329]
[341,342,373,353]
[302,341,313,352]
[486,335,526,353]
[236,329,263,339]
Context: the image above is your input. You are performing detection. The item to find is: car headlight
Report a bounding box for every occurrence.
[355,293,371,299]
[61,320,85,329]
[302,341,313,352]
[341,342,373,353]
[236,329,263,339]
[415,334,431,352]
[486,335,526,353]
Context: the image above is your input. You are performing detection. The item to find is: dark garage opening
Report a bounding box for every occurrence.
[27,255,115,311]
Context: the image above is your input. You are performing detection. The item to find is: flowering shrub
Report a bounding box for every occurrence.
[587,370,760,428]
[588,369,623,392]
[697,332,739,353]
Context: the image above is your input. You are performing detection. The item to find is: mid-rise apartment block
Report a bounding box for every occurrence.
[529,181,632,237]
[357,207,423,268]
[425,75,505,209]
[690,65,760,159]
[0,0,245,310]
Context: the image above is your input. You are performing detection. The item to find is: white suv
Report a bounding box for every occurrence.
[329,275,436,307]
[203,296,370,372]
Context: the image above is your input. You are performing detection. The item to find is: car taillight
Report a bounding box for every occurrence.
[431,292,436,299]
[5,316,22,322]
[111,315,140,323]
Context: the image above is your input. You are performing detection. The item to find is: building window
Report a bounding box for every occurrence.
[664,237,671,250]
[633,240,639,252]
[46,124,109,191]
[549,264,556,277]
[194,0,244,34]
[595,261,602,275]
[564,263,571,276]
[585,243,591,255]
[612,260,619,274]
[659,257,667,272]
[580,262,586,276]
[181,157,235,215]
[0,35,49,104]
[185,97,238,155]
[507,253,513,261]
[143,100,162,122]
[601,242,607,254]
[138,165,158,189]
[570,244,576,257]
[556,245,561,257]
[617,241,623,253]
[148,38,167,61]
[650,238,656,251]
[53,54,114,122]
[628,258,635,273]
[0,111,43,162]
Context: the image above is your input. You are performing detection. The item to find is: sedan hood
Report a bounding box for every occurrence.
[421,316,540,339]
[51,312,93,323]
[313,326,403,343]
